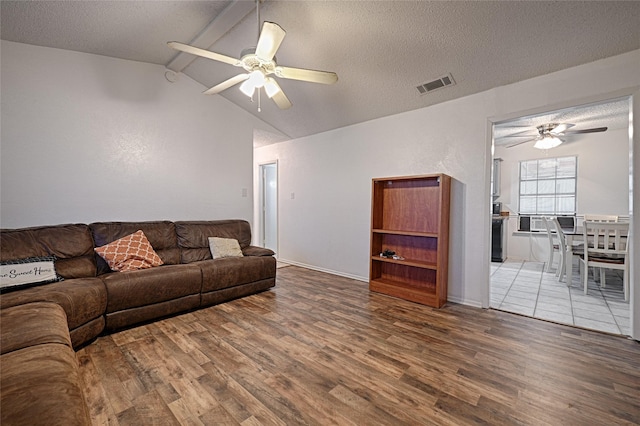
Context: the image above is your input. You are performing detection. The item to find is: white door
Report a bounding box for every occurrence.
[260,162,278,253]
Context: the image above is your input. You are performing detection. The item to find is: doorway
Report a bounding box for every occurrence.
[259,162,278,254]
[488,96,633,336]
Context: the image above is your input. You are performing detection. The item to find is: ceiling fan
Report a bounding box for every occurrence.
[503,123,608,149]
[167,0,337,111]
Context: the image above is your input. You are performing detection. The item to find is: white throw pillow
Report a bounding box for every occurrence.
[208,237,244,259]
[0,256,63,291]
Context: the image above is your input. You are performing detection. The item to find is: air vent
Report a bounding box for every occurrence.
[416,73,455,95]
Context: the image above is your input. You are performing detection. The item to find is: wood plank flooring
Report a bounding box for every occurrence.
[77,266,640,425]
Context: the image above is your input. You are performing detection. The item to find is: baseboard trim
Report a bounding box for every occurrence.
[277,260,484,308]
[276,259,369,283]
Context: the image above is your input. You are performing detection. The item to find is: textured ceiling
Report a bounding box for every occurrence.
[2,1,639,143]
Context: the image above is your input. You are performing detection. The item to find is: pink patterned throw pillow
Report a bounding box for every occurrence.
[94,230,164,272]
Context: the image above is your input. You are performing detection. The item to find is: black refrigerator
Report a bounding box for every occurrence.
[491,218,506,262]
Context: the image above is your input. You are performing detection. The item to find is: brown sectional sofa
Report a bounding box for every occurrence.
[1,302,93,425]
[0,220,276,425]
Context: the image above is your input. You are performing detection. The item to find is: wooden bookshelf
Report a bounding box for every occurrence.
[369,174,451,308]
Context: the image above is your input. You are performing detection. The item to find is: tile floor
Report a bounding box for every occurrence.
[490,259,630,336]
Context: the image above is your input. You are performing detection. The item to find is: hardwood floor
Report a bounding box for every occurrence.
[77,266,640,425]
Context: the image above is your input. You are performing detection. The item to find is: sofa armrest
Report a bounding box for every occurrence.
[242,246,275,257]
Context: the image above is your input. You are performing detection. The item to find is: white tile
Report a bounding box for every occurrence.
[490,297,506,306]
[573,317,620,334]
[537,294,571,305]
[533,309,574,325]
[491,277,515,285]
[540,282,564,289]
[535,302,572,315]
[509,285,539,294]
[608,305,630,317]
[539,281,567,289]
[540,273,561,280]
[498,303,535,316]
[491,282,512,290]
[514,276,540,285]
[570,295,607,307]
[613,316,629,328]
[503,295,537,308]
[573,308,616,324]
[490,260,626,336]
[507,289,538,300]
[606,299,630,308]
[521,262,545,271]
[572,300,607,311]
[571,302,611,314]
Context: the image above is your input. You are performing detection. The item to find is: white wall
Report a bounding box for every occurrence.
[255,89,495,304]
[255,50,640,317]
[1,40,281,228]
[496,127,629,261]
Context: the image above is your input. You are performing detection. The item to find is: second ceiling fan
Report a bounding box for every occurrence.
[503,123,608,149]
[167,1,338,111]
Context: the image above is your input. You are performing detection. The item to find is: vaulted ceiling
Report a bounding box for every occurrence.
[2,1,639,144]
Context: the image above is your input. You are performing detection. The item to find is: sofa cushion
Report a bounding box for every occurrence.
[209,237,244,259]
[0,224,97,279]
[0,277,107,331]
[105,295,200,332]
[242,246,276,257]
[101,263,202,313]
[90,221,181,274]
[95,230,164,272]
[0,255,63,292]
[1,344,91,426]
[1,302,71,355]
[198,256,276,293]
[176,220,252,263]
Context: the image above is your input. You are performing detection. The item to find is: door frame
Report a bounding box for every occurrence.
[258,160,278,255]
[485,88,637,339]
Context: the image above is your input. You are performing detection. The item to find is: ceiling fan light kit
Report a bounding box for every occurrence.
[533,134,563,150]
[166,0,337,111]
[239,70,267,97]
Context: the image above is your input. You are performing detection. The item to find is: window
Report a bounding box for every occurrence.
[519,156,577,215]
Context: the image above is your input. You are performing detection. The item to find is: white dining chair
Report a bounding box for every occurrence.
[550,218,568,283]
[551,217,585,285]
[582,214,618,283]
[578,221,630,301]
[541,217,560,274]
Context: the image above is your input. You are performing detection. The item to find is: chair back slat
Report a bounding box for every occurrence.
[583,221,629,257]
[551,218,567,253]
[583,214,618,222]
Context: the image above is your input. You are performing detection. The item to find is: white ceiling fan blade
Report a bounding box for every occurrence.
[275,66,338,85]
[565,126,608,134]
[203,74,249,95]
[496,134,538,140]
[549,123,574,134]
[255,22,286,61]
[269,83,292,110]
[506,138,537,148]
[205,74,249,95]
[167,42,240,66]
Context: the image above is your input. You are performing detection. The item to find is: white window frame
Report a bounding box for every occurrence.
[518,156,577,215]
